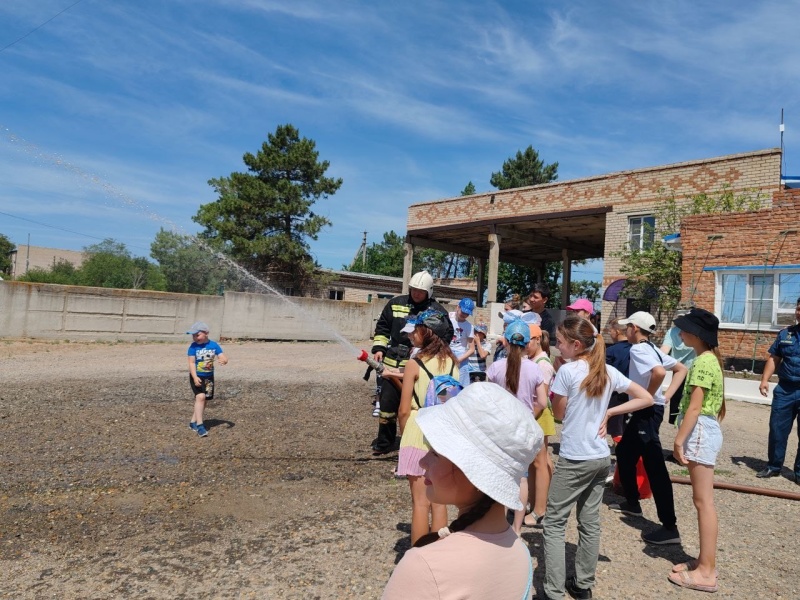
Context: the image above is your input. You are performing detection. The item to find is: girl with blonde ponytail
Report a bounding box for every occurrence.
[542,315,654,600]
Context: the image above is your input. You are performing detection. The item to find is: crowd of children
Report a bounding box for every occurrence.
[374,296,726,598]
[182,290,727,598]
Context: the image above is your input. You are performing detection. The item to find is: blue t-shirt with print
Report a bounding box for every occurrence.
[188,340,224,377]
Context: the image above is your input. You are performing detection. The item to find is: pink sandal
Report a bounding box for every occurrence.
[668,569,718,593]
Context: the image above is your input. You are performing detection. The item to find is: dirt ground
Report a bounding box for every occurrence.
[1,339,799,599]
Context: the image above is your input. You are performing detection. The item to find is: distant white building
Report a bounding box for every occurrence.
[11,245,84,278]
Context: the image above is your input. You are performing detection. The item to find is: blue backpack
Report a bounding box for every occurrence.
[412,358,463,408]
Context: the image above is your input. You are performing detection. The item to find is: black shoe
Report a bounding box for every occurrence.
[642,526,681,545]
[794,473,800,485]
[566,575,592,599]
[756,468,780,478]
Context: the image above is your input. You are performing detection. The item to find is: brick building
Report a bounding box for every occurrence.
[405,148,782,311]
[679,186,800,370]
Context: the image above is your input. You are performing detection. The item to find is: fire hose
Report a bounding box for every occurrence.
[670,476,800,501]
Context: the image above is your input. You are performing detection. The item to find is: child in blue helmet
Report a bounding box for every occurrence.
[487,318,549,533]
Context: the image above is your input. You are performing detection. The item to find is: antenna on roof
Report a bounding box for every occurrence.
[781,108,785,177]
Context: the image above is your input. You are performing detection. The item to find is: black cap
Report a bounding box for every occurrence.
[673,308,719,348]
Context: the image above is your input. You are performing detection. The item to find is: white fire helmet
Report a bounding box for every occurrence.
[408,270,434,298]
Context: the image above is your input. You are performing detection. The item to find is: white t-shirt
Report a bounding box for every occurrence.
[628,341,677,406]
[448,312,474,360]
[551,361,632,460]
[486,357,545,412]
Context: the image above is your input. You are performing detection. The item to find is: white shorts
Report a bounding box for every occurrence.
[682,415,723,466]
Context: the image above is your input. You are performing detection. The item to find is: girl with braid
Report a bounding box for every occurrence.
[543,315,654,600]
[382,383,543,600]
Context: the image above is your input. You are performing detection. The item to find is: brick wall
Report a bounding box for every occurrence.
[680,187,800,365]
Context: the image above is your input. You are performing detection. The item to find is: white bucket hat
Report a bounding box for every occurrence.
[416,382,543,510]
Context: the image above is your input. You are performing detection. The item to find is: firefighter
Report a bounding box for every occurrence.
[370,271,453,455]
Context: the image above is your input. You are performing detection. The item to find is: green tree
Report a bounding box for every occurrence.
[490,146,558,190]
[150,228,234,294]
[570,279,601,303]
[0,234,15,276]
[78,239,165,290]
[615,185,765,314]
[18,259,78,285]
[344,230,406,276]
[195,124,342,293]
[461,181,476,196]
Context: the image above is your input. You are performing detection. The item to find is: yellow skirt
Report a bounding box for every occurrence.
[537,406,556,437]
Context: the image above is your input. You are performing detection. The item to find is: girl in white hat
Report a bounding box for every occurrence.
[382,382,543,600]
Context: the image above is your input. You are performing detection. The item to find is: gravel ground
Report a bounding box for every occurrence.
[1,338,799,599]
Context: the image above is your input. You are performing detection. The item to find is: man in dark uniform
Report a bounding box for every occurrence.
[370,271,453,455]
[527,283,556,340]
[758,297,800,484]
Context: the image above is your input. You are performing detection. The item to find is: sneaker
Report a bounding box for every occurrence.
[756,467,780,478]
[642,526,681,545]
[196,423,209,437]
[372,402,380,418]
[608,501,643,517]
[566,575,593,599]
[189,422,197,431]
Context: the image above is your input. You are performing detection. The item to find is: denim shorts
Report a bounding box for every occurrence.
[682,415,723,466]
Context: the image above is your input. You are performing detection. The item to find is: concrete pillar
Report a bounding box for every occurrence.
[477,258,486,307]
[402,242,415,294]
[561,248,571,309]
[487,231,500,304]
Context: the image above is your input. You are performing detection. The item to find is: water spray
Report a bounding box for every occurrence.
[357,349,384,374]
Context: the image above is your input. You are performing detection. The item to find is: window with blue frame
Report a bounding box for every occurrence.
[717,269,800,328]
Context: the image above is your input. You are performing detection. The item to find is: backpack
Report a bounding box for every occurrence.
[412,358,462,408]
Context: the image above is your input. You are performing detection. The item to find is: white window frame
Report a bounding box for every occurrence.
[713,268,800,330]
[628,214,656,250]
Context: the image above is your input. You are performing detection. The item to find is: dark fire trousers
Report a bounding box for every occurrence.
[373,376,401,452]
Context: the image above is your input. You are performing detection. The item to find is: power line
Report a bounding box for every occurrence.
[0,209,107,241]
[0,209,152,254]
[0,0,85,55]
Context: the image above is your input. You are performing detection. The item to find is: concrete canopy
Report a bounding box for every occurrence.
[406,206,609,266]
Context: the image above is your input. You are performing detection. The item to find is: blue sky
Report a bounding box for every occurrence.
[2,1,799,281]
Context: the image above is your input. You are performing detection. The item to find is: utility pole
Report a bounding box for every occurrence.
[362,231,367,268]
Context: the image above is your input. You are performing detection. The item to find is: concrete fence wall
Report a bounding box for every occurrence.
[0,281,384,342]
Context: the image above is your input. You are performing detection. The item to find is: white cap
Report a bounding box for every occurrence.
[619,311,657,333]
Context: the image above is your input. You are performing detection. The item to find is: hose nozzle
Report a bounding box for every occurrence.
[357,349,384,373]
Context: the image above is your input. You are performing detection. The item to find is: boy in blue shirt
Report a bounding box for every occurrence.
[186,321,228,437]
